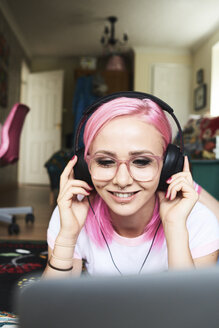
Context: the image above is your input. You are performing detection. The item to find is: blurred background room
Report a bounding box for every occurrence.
[1,0,219,319]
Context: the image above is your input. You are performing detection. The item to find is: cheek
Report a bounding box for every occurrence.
[140,167,162,191]
[92,179,108,191]
[156,160,164,182]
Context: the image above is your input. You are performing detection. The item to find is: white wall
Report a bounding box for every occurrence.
[192,28,219,115]
[133,47,192,93]
[133,47,192,134]
[210,43,219,116]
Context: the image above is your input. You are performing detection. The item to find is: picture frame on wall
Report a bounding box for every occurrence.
[196,69,204,85]
[0,66,8,107]
[194,84,207,111]
[0,33,10,66]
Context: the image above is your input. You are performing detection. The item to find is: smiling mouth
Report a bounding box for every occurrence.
[108,191,139,198]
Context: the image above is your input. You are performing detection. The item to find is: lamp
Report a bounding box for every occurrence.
[100,16,128,55]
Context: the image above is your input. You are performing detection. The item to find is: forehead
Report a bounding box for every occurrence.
[90,116,164,156]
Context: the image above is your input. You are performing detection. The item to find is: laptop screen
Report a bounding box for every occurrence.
[16,266,219,328]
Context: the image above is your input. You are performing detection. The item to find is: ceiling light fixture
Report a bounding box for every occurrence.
[100,16,128,54]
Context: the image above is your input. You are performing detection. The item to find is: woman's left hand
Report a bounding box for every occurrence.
[158,156,199,227]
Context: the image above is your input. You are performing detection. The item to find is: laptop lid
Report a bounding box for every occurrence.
[16,267,219,328]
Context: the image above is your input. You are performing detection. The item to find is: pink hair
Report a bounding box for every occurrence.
[83,97,172,248]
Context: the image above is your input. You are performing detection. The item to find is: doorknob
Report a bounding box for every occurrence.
[54,123,62,129]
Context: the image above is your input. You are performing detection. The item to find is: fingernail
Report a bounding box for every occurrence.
[71,155,75,160]
[166,177,172,183]
[88,185,93,189]
[165,191,168,198]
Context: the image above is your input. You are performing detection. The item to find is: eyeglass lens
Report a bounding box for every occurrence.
[90,155,159,182]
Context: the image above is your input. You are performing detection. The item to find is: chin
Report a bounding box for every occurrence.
[110,205,143,217]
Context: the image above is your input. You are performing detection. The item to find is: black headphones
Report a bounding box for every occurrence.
[73,91,184,191]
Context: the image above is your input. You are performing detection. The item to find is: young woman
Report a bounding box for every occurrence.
[43,96,219,278]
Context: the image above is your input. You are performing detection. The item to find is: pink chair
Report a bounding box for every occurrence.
[0,103,34,234]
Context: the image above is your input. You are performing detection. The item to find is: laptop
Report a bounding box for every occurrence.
[15,267,219,328]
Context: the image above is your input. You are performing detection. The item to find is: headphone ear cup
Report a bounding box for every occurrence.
[158,144,184,191]
[73,148,94,187]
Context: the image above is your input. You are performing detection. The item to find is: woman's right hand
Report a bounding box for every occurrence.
[57,155,94,236]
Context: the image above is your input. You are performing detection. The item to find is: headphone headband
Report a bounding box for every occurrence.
[73,91,184,153]
[82,91,174,116]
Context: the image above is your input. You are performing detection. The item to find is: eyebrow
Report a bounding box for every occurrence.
[94,150,156,156]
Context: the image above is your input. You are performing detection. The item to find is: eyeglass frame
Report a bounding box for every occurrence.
[86,153,164,182]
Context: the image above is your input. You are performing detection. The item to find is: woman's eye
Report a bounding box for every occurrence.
[96,158,115,167]
[132,158,152,167]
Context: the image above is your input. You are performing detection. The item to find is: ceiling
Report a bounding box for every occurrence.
[1,0,219,58]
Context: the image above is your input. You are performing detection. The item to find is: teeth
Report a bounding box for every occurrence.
[113,192,135,198]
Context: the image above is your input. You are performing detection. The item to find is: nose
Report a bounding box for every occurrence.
[112,163,133,188]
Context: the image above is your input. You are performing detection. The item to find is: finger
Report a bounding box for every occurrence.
[69,167,74,180]
[166,171,193,186]
[60,155,77,188]
[69,179,93,191]
[166,176,189,199]
[59,182,92,205]
[170,184,197,202]
[168,180,196,201]
[183,156,190,173]
[169,183,183,201]
[77,189,97,203]
[58,186,91,203]
[60,179,93,195]
[157,191,166,203]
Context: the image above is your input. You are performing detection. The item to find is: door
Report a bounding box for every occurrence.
[151,63,191,138]
[19,70,64,185]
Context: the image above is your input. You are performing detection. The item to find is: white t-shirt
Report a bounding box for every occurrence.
[47,201,219,276]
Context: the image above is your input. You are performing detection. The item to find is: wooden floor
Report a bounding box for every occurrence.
[0,184,55,241]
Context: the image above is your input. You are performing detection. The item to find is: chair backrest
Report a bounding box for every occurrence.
[0,103,30,165]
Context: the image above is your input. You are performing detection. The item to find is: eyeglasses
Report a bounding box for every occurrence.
[86,153,163,182]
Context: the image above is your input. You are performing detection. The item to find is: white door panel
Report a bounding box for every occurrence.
[19,70,64,185]
[151,64,191,138]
